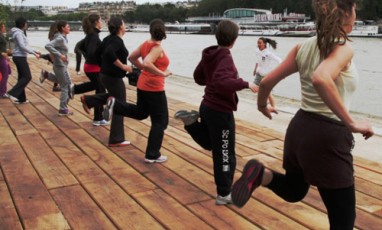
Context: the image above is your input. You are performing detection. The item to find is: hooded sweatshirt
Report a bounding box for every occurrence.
[11,27,36,57]
[45,32,69,67]
[193,45,249,112]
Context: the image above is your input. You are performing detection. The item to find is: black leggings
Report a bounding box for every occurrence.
[267,171,355,229]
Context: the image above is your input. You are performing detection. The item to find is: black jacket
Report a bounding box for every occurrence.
[99,34,128,78]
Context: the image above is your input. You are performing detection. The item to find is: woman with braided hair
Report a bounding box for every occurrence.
[231,0,374,229]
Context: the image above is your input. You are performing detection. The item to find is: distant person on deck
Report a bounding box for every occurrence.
[253,37,281,109]
[40,22,61,92]
[42,21,73,116]
[74,38,84,75]
[69,14,108,126]
[231,0,374,229]
[174,20,258,205]
[0,22,12,98]
[6,17,41,104]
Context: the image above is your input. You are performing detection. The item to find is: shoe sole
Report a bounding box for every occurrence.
[231,160,264,207]
[144,157,167,163]
[81,96,90,114]
[103,98,115,122]
[174,110,198,119]
[58,113,73,116]
[108,142,130,147]
[68,84,74,100]
[40,70,46,84]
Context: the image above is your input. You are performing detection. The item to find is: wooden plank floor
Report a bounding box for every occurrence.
[1,59,381,229]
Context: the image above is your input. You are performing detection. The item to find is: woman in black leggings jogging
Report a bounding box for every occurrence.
[231,0,374,229]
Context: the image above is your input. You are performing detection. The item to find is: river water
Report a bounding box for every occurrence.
[27,31,382,118]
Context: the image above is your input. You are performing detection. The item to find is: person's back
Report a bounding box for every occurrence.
[175,20,258,205]
[296,36,358,119]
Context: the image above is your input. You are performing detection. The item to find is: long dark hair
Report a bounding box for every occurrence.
[313,0,356,58]
[48,22,58,41]
[259,37,277,49]
[82,14,100,35]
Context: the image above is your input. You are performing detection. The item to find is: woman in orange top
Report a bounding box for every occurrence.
[103,18,172,163]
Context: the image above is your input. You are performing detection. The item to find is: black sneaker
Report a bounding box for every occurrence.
[40,70,48,84]
[68,84,74,99]
[174,110,199,126]
[52,85,61,92]
[231,159,264,207]
[102,97,115,122]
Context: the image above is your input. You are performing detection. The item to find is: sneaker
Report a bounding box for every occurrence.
[231,159,264,208]
[77,71,81,75]
[216,193,232,205]
[92,119,109,126]
[1,94,9,99]
[108,140,131,147]
[5,93,18,102]
[103,97,115,122]
[68,84,74,100]
[14,99,30,104]
[52,85,61,92]
[145,155,168,163]
[58,109,73,116]
[80,95,90,114]
[40,70,48,84]
[174,110,199,126]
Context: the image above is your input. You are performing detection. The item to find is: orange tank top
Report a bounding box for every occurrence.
[137,40,169,92]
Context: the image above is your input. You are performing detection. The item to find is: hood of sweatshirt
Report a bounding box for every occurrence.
[11,27,23,36]
[201,45,231,67]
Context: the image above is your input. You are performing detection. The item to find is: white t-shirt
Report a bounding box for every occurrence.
[255,48,282,76]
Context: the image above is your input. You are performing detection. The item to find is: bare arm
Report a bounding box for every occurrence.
[257,44,299,119]
[128,44,144,70]
[143,45,171,77]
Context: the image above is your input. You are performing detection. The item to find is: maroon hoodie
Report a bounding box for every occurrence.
[193,45,249,112]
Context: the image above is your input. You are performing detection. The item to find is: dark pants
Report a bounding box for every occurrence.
[113,89,168,160]
[185,103,236,196]
[0,57,10,96]
[267,171,356,229]
[75,52,82,72]
[8,56,31,102]
[84,74,125,144]
[74,72,105,121]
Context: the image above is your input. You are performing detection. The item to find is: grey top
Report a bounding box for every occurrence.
[45,32,69,67]
[11,27,36,57]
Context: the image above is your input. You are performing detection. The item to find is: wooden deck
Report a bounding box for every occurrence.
[1,59,382,229]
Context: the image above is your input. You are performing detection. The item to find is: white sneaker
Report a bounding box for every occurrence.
[93,119,109,126]
[216,193,232,205]
[145,155,168,163]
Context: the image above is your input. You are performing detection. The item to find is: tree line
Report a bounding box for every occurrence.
[1,0,381,25]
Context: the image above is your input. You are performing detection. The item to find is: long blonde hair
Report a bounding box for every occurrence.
[312,0,356,58]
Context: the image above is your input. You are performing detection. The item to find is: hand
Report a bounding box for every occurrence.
[348,120,374,140]
[123,64,132,73]
[249,83,259,93]
[60,54,68,62]
[258,105,278,120]
[164,69,172,77]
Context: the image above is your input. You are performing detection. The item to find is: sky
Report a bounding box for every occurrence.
[18,0,178,8]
